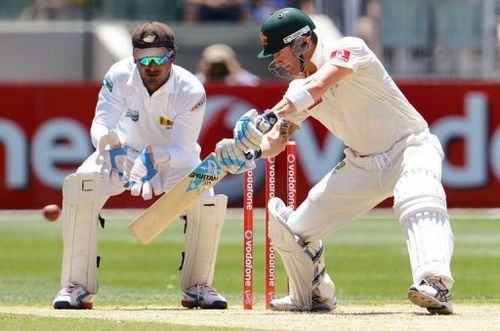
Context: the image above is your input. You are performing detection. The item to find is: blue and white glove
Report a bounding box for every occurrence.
[125,146,167,200]
[96,130,127,183]
[215,138,256,175]
[234,109,264,152]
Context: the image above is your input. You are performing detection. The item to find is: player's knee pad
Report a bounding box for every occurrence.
[394,169,447,221]
[180,194,227,289]
[393,170,454,288]
[60,172,105,294]
[268,197,331,310]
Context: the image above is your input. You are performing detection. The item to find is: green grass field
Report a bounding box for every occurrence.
[0,209,499,330]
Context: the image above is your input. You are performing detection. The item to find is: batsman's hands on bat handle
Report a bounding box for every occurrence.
[125,146,170,200]
[234,109,264,152]
[215,138,256,175]
[95,130,128,183]
[255,110,279,134]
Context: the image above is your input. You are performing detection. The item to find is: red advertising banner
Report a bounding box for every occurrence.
[0,82,499,209]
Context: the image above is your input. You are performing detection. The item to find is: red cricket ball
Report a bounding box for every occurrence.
[42,204,61,222]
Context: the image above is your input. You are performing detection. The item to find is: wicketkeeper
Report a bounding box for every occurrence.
[216,7,454,314]
[53,22,228,310]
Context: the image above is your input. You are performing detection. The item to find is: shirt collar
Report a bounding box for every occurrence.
[309,35,326,69]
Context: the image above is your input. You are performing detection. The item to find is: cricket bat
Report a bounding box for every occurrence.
[129,152,227,245]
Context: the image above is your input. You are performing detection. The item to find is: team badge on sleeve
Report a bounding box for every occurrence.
[330,49,351,63]
[103,76,113,92]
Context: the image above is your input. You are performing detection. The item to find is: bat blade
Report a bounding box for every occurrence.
[128,152,227,244]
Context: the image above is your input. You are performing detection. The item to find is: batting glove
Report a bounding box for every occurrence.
[234,109,263,152]
[215,138,256,175]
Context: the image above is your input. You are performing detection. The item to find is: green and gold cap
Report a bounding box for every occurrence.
[258,7,316,58]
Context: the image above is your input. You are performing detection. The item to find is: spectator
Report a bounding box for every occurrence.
[251,0,289,23]
[182,0,251,23]
[19,0,88,20]
[356,0,383,60]
[196,44,260,86]
[291,0,343,44]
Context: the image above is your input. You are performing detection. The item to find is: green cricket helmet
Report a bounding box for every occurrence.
[258,7,316,58]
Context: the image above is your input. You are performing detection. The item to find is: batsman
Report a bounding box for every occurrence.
[52,22,228,310]
[216,8,454,314]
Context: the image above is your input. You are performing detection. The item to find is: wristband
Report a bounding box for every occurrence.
[284,84,315,111]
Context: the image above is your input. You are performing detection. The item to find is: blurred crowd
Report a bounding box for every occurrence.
[19,0,331,24]
[13,0,497,80]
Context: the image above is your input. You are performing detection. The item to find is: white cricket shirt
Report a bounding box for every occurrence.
[91,57,207,168]
[288,37,429,156]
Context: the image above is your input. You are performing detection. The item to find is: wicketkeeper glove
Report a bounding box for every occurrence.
[125,146,170,200]
[95,130,127,183]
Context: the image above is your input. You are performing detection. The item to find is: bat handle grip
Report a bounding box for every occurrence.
[244,148,262,160]
[255,111,278,133]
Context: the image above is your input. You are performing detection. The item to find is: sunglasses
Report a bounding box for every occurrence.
[136,49,174,66]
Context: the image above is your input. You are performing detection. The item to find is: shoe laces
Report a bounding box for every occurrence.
[60,283,81,295]
[424,277,452,302]
[189,284,217,299]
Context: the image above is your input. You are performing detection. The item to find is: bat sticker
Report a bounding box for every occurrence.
[186,155,224,193]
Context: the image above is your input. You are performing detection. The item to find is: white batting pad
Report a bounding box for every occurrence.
[60,172,105,294]
[180,194,227,289]
[394,169,454,289]
[402,210,454,289]
[268,197,314,310]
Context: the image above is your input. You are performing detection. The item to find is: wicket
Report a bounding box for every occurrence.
[243,141,297,309]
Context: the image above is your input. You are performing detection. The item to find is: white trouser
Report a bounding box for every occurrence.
[287,130,453,286]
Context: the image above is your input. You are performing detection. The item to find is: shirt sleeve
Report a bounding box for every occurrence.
[165,90,206,168]
[327,37,372,72]
[90,72,126,149]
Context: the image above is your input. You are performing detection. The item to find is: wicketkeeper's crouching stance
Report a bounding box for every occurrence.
[215,8,454,314]
[53,21,228,310]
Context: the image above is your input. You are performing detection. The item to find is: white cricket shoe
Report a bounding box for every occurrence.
[408,277,453,315]
[181,284,227,309]
[311,295,337,312]
[53,283,93,309]
[270,295,308,312]
[270,295,336,312]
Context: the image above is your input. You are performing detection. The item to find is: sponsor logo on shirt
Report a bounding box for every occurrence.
[330,49,351,63]
[103,76,113,92]
[191,94,206,112]
[159,116,174,129]
[331,160,346,174]
[126,109,139,122]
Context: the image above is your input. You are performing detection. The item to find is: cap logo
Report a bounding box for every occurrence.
[260,32,269,47]
[142,32,156,43]
[283,26,311,44]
